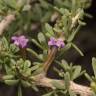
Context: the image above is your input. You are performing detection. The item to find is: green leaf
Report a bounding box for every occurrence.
[38,32,46,43]
[41,11,52,22]
[54,0,64,7]
[17,0,26,9]
[92,57,96,78]
[91,82,96,93]
[2,37,9,50]
[72,66,81,80]
[38,32,47,49]
[72,0,77,13]
[39,0,51,9]
[78,20,86,26]
[85,73,92,82]
[27,48,43,61]
[59,8,66,14]
[32,4,42,21]
[10,59,16,65]
[24,60,31,68]
[45,23,54,37]
[22,4,31,11]
[2,75,14,80]
[60,90,67,95]
[57,60,70,71]
[10,44,19,53]
[67,25,81,42]
[71,43,84,56]
[69,90,76,96]
[24,68,32,76]
[5,65,15,75]
[53,67,63,77]
[64,72,70,90]
[38,54,44,61]
[18,86,22,96]
[31,64,40,72]
[0,1,4,10]
[45,33,52,38]
[21,80,31,87]
[4,79,19,86]
[51,81,65,90]
[3,0,17,9]
[32,68,43,75]
[31,39,44,50]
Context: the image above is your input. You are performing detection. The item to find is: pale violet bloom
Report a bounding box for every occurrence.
[11,35,29,48]
[48,37,65,48]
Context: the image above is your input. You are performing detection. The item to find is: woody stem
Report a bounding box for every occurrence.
[43,46,58,74]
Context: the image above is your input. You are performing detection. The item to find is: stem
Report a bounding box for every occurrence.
[20,48,26,59]
[43,46,58,73]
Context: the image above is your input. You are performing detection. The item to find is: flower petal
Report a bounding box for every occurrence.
[11,35,29,48]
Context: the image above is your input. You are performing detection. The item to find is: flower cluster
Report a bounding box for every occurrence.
[11,35,29,48]
[48,37,65,48]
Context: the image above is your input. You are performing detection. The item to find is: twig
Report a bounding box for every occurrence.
[0,14,15,36]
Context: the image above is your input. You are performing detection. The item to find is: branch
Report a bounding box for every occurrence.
[34,74,93,96]
[70,81,93,96]
[0,14,15,36]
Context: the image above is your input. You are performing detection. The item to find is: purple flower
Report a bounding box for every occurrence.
[11,35,29,48]
[48,37,56,46]
[48,37,65,48]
